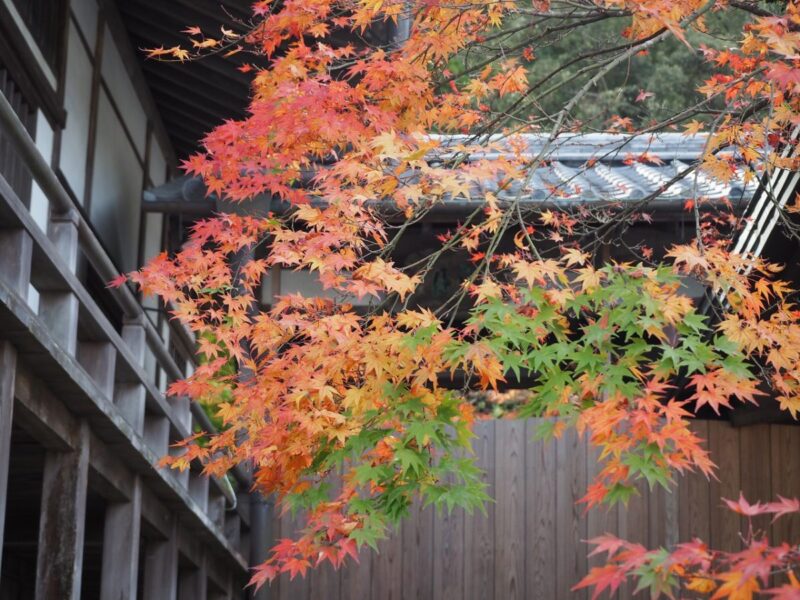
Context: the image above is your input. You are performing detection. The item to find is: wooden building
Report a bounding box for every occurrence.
[0,1,271,598]
[0,0,799,599]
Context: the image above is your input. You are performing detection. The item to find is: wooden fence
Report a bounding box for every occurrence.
[272,419,800,600]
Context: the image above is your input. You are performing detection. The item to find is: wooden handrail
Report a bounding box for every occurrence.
[0,89,251,490]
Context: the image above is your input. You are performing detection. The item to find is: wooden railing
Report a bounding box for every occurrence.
[0,87,267,596]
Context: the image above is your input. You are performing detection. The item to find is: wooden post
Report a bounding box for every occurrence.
[188,472,209,513]
[38,289,80,354]
[100,476,142,600]
[0,228,32,298]
[47,208,80,273]
[0,342,17,571]
[40,209,80,354]
[144,415,170,457]
[77,341,117,398]
[116,316,147,431]
[35,422,90,600]
[143,520,179,600]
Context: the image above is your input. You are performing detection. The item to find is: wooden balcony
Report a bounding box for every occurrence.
[0,81,268,599]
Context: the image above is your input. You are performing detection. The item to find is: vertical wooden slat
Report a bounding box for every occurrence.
[678,420,711,542]
[277,508,310,600]
[35,422,90,600]
[433,481,464,600]
[617,479,649,600]
[401,499,434,600]
[465,420,495,600]
[100,477,143,599]
[770,424,800,545]
[494,419,525,600]
[708,420,741,551]
[648,484,664,549]
[372,526,403,600]
[0,342,17,570]
[556,426,588,600]
[525,418,557,600]
[340,540,372,600]
[740,424,771,536]
[586,441,618,599]
[309,470,342,600]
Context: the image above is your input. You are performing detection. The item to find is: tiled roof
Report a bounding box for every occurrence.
[433,133,757,203]
[143,133,758,208]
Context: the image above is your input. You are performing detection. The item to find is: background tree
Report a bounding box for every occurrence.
[126,0,800,595]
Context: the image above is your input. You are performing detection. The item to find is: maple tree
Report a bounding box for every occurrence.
[125,0,800,595]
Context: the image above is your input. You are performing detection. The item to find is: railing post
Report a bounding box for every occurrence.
[47,208,80,273]
[0,342,17,573]
[143,519,179,600]
[77,341,117,398]
[39,209,80,354]
[0,228,32,299]
[188,472,209,513]
[116,316,148,432]
[100,476,143,599]
[35,422,90,600]
[250,494,273,600]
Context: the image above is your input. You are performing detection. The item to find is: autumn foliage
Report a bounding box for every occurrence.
[130,0,800,595]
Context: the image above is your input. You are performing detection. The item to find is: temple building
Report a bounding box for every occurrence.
[0,1,799,599]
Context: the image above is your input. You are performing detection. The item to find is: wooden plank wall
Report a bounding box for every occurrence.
[273,419,800,600]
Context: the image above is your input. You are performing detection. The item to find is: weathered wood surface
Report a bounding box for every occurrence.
[272,418,800,600]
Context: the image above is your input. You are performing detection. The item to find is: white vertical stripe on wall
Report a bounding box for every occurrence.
[29,110,54,231]
[148,136,168,187]
[140,212,163,311]
[71,0,99,49]
[90,90,143,272]
[60,21,93,203]
[100,27,148,157]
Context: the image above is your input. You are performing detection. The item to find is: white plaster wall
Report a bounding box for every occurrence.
[29,110,53,231]
[101,27,147,157]
[148,134,168,186]
[90,90,143,272]
[71,0,99,49]
[60,21,93,203]
[140,211,163,311]
[260,269,373,306]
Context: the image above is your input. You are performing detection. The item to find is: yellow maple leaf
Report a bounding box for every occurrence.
[687,577,717,594]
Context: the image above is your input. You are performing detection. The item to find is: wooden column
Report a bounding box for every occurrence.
[143,520,179,600]
[35,422,90,600]
[0,342,17,571]
[100,476,142,599]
